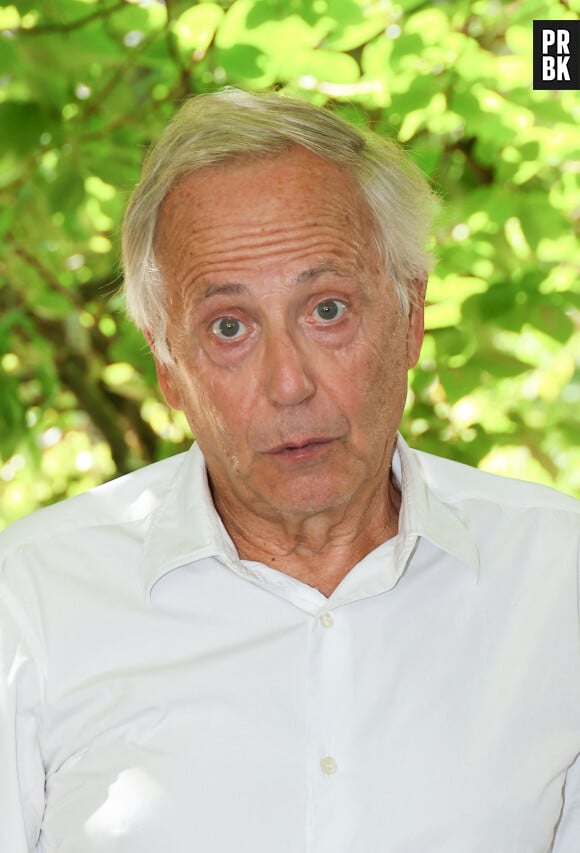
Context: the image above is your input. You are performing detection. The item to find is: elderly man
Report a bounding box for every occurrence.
[1,89,579,852]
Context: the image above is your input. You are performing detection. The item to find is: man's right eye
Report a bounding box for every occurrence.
[210,317,247,339]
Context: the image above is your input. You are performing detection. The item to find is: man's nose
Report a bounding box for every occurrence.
[262,329,315,406]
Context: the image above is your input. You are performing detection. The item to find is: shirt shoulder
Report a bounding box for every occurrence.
[408,448,579,585]
[413,448,580,517]
[0,451,189,563]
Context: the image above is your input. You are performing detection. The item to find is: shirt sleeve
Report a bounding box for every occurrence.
[553,540,580,850]
[0,575,46,851]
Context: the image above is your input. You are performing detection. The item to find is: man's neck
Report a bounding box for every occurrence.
[212,475,401,598]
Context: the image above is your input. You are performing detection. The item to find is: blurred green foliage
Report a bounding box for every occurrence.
[0,0,579,527]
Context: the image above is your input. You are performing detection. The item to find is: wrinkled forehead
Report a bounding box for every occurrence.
[155,149,376,302]
[153,146,381,270]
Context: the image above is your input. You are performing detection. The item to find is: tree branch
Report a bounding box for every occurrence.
[9,1,126,36]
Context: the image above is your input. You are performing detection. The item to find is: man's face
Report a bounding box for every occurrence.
[153,147,424,523]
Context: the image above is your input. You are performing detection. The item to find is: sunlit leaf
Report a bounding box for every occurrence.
[172,3,224,58]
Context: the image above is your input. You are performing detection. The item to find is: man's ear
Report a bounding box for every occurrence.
[406,278,427,369]
[144,330,183,411]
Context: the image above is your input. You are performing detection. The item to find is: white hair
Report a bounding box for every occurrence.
[122,87,437,363]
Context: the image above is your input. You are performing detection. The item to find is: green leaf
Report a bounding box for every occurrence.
[213,44,273,85]
[525,304,575,343]
[107,2,166,37]
[405,8,450,43]
[0,101,51,154]
[0,374,25,459]
[217,0,321,53]
[48,162,86,217]
[322,2,387,51]
[172,3,224,58]
[283,49,360,84]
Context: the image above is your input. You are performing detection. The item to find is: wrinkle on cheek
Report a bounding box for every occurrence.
[364,315,408,409]
[173,360,247,473]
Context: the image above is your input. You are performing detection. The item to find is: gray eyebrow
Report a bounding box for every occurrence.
[294,262,345,283]
[198,282,245,303]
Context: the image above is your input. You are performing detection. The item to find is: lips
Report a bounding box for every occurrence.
[265,437,336,457]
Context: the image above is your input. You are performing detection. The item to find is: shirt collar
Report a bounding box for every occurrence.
[392,434,480,581]
[143,442,238,596]
[142,435,480,597]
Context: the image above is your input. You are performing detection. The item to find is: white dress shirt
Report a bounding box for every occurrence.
[1,435,579,852]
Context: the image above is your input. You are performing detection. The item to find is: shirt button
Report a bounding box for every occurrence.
[319,612,334,628]
[320,756,338,775]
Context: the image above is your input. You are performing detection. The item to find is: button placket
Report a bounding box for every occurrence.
[306,607,356,852]
[318,612,337,782]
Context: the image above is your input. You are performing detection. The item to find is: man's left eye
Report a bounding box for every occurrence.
[314,299,346,321]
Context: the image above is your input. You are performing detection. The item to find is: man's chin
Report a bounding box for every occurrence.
[210,455,362,521]
[256,476,355,518]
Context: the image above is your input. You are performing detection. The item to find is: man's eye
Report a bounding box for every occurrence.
[314,299,346,322]
[210,317,247,339]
